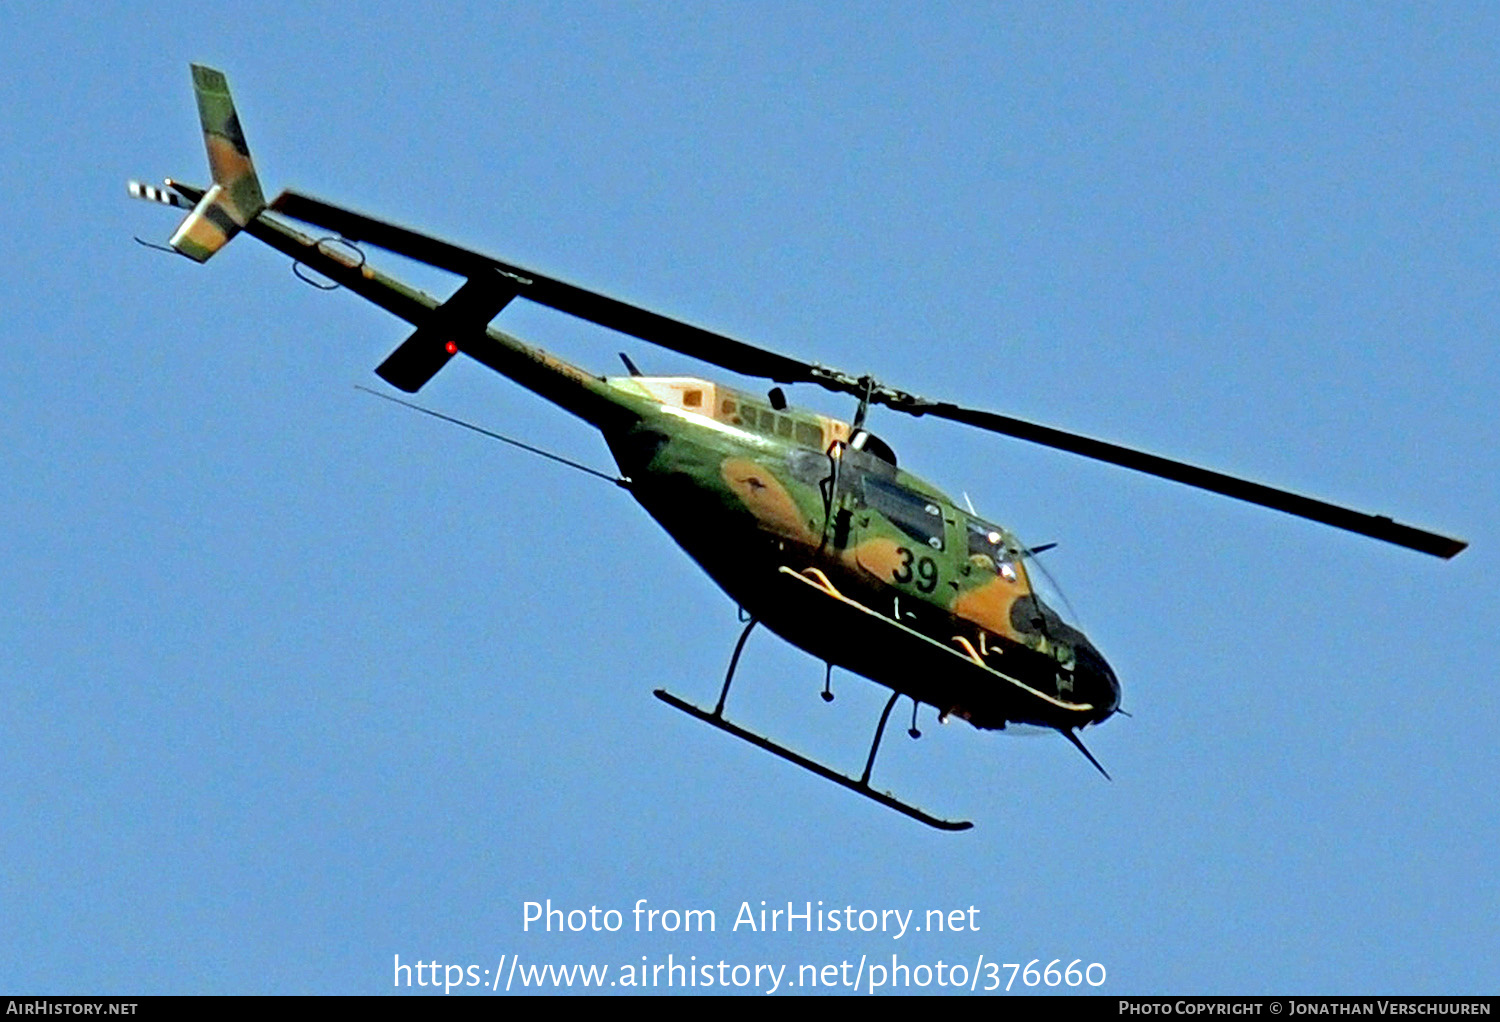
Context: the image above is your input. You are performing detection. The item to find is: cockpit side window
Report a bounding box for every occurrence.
[966,517,1019,581]
[863,476,946,550]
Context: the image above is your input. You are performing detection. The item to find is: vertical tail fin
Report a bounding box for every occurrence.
[168,64,266,262]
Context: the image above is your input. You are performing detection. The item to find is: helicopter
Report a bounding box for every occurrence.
[130,66,1467,831]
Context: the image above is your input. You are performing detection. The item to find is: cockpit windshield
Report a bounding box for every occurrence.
[964,514,1084,631]
[963,517,1022,584]
[1020,545,1084,633]
[965,515,1118,720]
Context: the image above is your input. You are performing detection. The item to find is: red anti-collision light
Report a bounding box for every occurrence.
[444,341,457,355]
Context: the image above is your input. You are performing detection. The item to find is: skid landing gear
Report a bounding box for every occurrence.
[654,616,973,831]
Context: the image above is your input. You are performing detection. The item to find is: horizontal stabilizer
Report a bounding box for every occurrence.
[376,268,522,392]
[375,332,456,394]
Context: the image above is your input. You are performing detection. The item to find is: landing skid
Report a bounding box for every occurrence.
[653,689,973,832]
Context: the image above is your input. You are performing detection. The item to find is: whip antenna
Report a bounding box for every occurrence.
[354,385,629,488]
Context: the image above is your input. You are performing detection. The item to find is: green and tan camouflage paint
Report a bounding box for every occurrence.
[169,65,266,262]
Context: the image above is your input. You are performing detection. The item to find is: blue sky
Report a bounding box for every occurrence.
[1,2,1495,995]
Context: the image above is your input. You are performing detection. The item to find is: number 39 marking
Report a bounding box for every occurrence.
[892,547,939,593]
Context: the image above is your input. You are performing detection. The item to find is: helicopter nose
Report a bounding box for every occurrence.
[1075,641,1121,724]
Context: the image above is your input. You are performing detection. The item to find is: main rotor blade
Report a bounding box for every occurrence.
[266,191,1466,559]
[269,191,821,384]
[905,398,1467,559]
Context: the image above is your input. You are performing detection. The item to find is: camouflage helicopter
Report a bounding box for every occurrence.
[131,66,1466,830]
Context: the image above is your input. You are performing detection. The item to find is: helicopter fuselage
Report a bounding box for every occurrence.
[601,375,1121,732]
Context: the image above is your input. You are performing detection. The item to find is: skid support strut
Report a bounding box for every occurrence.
[860,692,900,785]
[714,617,758,717]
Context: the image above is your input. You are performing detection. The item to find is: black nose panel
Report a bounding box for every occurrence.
[1074,642,1121,721]
[1010,595,1119,721]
